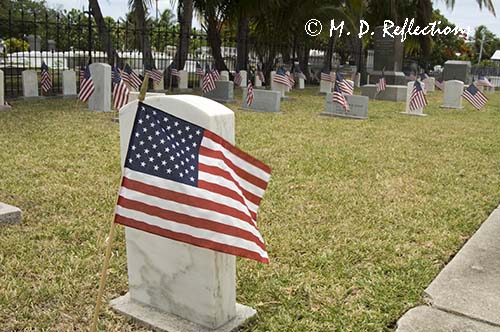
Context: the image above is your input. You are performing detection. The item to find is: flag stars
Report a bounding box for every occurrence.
[139,141,145,145]
[138,119,143,124]
[144,149,150,154]
[157,152,162,157]
[152,144,157,149]
[170,156,175,161]
[160,139,165,144]
[177,130,182,135]
[174,121,179,126]
[162,160,167,165]
[145,114,150,119]
[154,165,159,171]
[143,127,148,133]
[150,122,155,128]
[149,157,154,162]
[163,117,168,122]
[179,173,184,178]
[155,131,160,136]
[131,145,136,150]
[196,130,201,135]
[128,158,133,163]
[192,142,197,147]
[188,134,193,139]
[135,132,140,137]
[136,153,141,159]
[148,136,153,141]
[185,126,190,131]
[174,164,179,169]
[141,161,146,167]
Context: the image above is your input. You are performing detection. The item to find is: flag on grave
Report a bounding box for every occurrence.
[435,79,444,90]
[286,70,295,88]
[196,62,205,77]
[203,65,216,93]
[40,61,52,93]
[211,65,221,81]
[294,66,306,80]
[234,70,242,86]
[170,62,181,78]
[409,80,427,111]
[419,72,429,80]
[273,66,291,87]
[122,64,142,90]
[463,83,488,110]
[257,64,265,83]
[79,65,95,102]
[145,64,164,84]
[477,75,494,88]
[336,72,353,95]
[377,70,386,93]
[112,66,130,110]
[332,79,349,112]
[114,102,271,263]
[246,81,254,106]
[320,67,334,82]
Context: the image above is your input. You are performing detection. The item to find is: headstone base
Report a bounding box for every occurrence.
[0,202,22,225]
[111,293,256,332]
[0,104,13,111]
[400,112,427,117]
[320,112,366,120]
[361,84,407,101]
[439,105,464,109]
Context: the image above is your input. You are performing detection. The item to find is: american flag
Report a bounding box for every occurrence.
[170,62,181,78]
[294,67,306,80]
[320,67,334,82]
[332,80,349,112]
[435,79,444,90]
[196,62,204,77]
[377,71,386,93]
[122,64,142,90]
[202,65,216,94]
[477,75,494,88]
[112,66,130,110]
[409,80,428,111]
[336,72,353,95]
[211,65,221,81]
[145,64,164,84]
[40,61,52,93]
[233,70,242,86]
[273,67,291,87]
[246,81,254,106]
[79,65,95,102]
[419,72,429,81]
[463,83,488,110]
[79,67,85,83]
[286,70,295,88]
[115,102,271,263]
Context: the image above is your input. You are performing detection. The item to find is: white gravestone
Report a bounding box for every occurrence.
[424,77,435,92]
[128,91,164,103]
[298,78,305,89]
[254,75,262,88]
[62,70,77,96]
[203,80,235,103]
[220,71,230,81]
[441,80,464,109]
[320,78,332,94]
[0,202,22,225]
[355,73,361,87]
[112,95,256,332]
[403,81,427,116]
[270,71,288,99]
[22,70,39,98]
[153,76,165,91]
[178,70,189,90]
[241,88,281,113]
[239,70,247,88]
[0,70,4,106]
[322,93,368,119]
[88,63,111,112]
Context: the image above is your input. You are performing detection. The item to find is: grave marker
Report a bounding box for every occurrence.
[241,88,280,113]
[322,93,368,119]
[62,70,77,97]
[441,80,464,109]
[220,71,230,81]
[403,81,427,116]
[22,70,39,98]
[177,70,190,91]
[0,202,22,225]
[88,63,111,112]
[443,60,471,84]
[203,80,235,103]
[423,77,435,93]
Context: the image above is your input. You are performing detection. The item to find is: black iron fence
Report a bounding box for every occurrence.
[0,7,368,99]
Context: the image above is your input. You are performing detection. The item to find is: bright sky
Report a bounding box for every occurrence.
[46,0,500,36]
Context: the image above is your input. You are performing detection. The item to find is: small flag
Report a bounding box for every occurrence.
[377,71,386,93]
[409,80,428,111]
[211,65,220,81]
[40,61,52,93]
[435,79,444,90]
[273,66,291,87]
[419,72,429,81]
[336,72,353,95]
[257,64,266,83]
[112,67,130,110]
[320,67,334,82]
[234,70,242,87]
[202,65,216,94]
[246,81,254,106]
[115,102,271,263]
[477,75,494,88]
[286,70,295,88]
[196,62,204,77]
[170,62,181,78]
[463,83,488,110]
[79,67,85,83]
[145,64,164,84]
[122,64,142,90]
[79,65,95,102]
[294,66,306,80]
[332,80,349,112]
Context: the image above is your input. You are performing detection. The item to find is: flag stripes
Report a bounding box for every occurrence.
[246,81,254,106]
[463,84,488,110]
[79,66,95,102]
[40,62,52,93]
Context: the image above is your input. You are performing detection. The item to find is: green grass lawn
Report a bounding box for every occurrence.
[1,88,500,331]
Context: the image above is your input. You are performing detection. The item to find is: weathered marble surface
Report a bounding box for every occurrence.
[0,202,22,225]
[22,70,39,98]
[62,70,77,96]
[88,63,111,112]
[403,81,427,116]
[441,80,463,109]
[241,88,280,113]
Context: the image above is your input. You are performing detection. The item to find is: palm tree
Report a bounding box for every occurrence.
[89,0,120,65]
[175,0,193,70]
[129,0,154,68]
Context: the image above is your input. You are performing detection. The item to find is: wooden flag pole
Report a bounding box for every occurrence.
[90,75,148,332]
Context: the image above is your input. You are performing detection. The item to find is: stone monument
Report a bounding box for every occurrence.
[220,71,230,81]
[113,94,256,332]
[62,70,77,97]
[88,63,111,112]
[402,81,427,116]
[203,81,235,103]
[26,34,41,52]
[241,88,281,113]
[0,202,22,225]
[440,80,464,109]
[443,61,471,84]
[22,70,39,98]
[177,70,191,91]
[321,93,368,119]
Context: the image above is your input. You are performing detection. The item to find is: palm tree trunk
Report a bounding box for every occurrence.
[133,0,153,68]
[417,0,432,63]
[206,8,228,71]
[175,0,193,70]
[323,30,338,71]
[236,13,249,70]
[89,0,120,65]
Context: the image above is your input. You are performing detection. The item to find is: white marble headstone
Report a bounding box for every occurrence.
[298,77,305,89]
[441,80,463,109]
[88,63,111,112]
[220,71,230,81]
[22,70,38,98]
[239,70,247,88]
[241,88,280,112]
[403,81,427,116]
[153,75,164,91]
[254,75,262,88]
[320,80,332,94]
[178,70,189,90]
[270,71,287,98]
[424,77,435,92]
[114,95,256,330]
[0,70,4,105]
[355,73,361,87]
[62,70,77,96]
